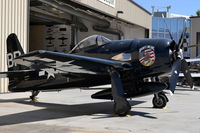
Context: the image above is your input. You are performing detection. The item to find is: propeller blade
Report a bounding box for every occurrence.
[177,27,187,51]
[169,58,181,93]
[181,59,193,88]
[162,16,174,41]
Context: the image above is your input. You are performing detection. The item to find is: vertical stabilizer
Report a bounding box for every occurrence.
[7,33,25,71]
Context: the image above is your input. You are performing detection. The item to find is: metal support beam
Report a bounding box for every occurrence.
[38,0,110,27]
[31,11,70,24]
[71,16,78,47]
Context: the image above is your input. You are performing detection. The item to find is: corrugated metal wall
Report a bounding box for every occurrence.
[0,0,29,93]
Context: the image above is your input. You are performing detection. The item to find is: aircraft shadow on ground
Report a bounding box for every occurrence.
[0,98,157,126]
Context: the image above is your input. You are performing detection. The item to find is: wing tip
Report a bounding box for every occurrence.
[38,50,46,54]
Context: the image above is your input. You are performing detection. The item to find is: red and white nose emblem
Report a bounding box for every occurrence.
[139,46,155,66]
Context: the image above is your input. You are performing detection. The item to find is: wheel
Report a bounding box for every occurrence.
[152,94,167,108]
[158,92,169,102]
[29,90,40,102]
[113,102,131,116]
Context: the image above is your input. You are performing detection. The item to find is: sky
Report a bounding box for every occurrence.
[132,0,200,16]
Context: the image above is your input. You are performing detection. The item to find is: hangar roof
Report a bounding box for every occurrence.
[71,0,152,29]
[190,16,200,18]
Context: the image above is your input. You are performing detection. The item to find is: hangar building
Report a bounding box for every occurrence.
[190,16,200,58]
[0,0,151,93]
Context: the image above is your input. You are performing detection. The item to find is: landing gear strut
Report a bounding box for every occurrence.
[152,92,168,108]
[110,68,131,116]
[30,90,40,102]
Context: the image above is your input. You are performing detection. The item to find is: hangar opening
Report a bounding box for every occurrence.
[29,0,151,53]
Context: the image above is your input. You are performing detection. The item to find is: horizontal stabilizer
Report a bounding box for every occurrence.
[0,70,35,78]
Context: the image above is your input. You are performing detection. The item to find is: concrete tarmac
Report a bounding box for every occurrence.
[0,86,200,133]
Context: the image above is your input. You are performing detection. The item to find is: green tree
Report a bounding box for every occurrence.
[196,10,200,16]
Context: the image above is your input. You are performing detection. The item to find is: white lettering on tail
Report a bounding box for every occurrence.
[7,51,21,68]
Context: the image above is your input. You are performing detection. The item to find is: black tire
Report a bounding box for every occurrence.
[158,92,169,102]
[113,103,130,116]
[152,94,167,108]
[161,93,169,102]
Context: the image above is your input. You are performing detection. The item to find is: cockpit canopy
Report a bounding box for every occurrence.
[71,35,110,53]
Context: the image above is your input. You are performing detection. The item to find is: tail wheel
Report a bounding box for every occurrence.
[152,94,167,108]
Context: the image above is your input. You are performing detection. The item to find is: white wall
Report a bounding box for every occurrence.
[0,0,29,93]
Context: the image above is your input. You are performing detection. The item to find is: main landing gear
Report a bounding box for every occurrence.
[152,91,168,108]
[30,90,40,102]
[110,68,131,116]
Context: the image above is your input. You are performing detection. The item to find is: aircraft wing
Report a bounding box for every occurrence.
[179,73,200,78]
[185,58,200,62]
[14,50,132,75]
[178,58,200,78]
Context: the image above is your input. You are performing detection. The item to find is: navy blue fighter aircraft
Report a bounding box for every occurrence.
[0,32,193,116]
